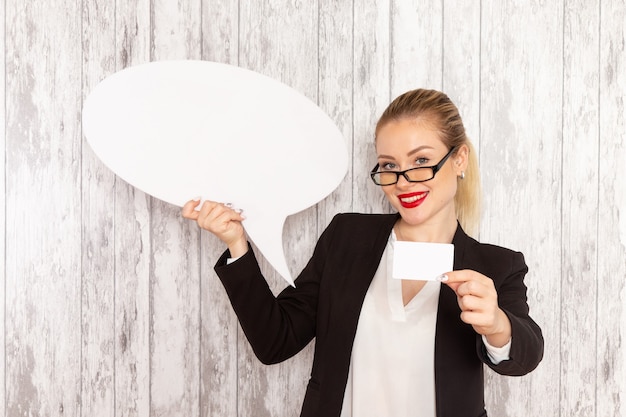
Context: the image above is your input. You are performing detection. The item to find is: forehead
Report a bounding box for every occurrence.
[375,119,445,155]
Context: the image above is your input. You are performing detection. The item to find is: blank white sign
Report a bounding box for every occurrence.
[82,60,349,286]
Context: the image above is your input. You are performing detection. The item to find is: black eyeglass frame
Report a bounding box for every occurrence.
[369,146,458,186]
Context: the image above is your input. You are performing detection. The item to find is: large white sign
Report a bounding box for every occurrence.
[83,60,349,286]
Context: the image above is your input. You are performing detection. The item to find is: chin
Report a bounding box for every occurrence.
[397,210,429,226]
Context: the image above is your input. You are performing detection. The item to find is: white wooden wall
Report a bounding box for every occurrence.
[2,1,625,416]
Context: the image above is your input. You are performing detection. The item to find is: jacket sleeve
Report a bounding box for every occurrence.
[478,251,544,376]
[214,215,339,365]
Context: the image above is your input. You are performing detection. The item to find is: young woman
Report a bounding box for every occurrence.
[182,89,543,417]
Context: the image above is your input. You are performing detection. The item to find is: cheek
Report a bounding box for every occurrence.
[382,186,397,203]
[440,179,459,201]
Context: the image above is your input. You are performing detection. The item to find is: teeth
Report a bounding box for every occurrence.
[400,194,425,203]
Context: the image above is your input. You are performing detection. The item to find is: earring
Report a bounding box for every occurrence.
[459,171,465,180]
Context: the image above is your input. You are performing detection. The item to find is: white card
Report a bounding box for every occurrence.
[392,241,454,281]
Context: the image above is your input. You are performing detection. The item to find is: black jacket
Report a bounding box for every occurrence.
[216,213,544,417]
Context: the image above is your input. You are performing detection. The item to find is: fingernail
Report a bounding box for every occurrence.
[224,202,233,208]
[436,274,448,282]
[234,208,246,219]
[193,196,201,202]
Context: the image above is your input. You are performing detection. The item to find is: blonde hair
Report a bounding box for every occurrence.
[375,88,481,236]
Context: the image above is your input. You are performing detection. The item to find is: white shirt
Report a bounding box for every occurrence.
[340,232,510,417]
[226,234,511,415]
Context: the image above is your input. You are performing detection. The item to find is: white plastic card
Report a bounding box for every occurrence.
[392,241,454,281]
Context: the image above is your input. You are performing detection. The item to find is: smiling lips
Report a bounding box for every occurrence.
[398,191,428,208]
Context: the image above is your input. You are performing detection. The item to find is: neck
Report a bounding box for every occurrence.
[394,217,458,243]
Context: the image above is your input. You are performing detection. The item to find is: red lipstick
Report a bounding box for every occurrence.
[398,191,428,208]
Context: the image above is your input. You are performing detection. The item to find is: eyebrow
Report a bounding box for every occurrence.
[377,145,436,160]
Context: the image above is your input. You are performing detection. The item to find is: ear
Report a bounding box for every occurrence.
[454,144,470,175]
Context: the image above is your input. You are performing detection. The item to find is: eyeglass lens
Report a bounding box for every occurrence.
[374,169,432,185]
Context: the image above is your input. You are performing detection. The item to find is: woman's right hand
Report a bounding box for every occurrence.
[182,199,249,258]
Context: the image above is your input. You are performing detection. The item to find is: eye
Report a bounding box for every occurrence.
[415,156,430,166]
[381,162,397,171]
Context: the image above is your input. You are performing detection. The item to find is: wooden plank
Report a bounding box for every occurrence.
[561,2,600,416]
[114,187,152,417]
[4,0,83,415]
[353,0,391,214]
[81,1,117,416]
[150,203,202,416]
[200,0,238,63]
[442,1,481,164]
[390,0,443,93]
[152,0,202,60]
[597,1,626,415]
[317,0,354,224]
[199,228,239,417]
[480,2,562,416]
[150,1,202,416]
[237,1,319,415]
[112,1,152,416]
[199,1,239,415]
[0,0,6,413]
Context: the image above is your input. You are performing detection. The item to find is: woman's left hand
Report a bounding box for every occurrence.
[440,270,511,347]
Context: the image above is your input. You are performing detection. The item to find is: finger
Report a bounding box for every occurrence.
[181,198,202,219]
[439,269,483,284]
[455,280,486,298]
[197,202,227,230]
[213,211,244,234]
[440,273,471,294]
[197,200,220,218]
[442,271,493,295]
[200,202,245,223]
[459,311,492,328]
[198,202,245,234]
[221,207,246,224]
[219,203,246,220]
[457,293,485,312]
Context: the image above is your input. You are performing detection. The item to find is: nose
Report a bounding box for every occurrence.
[395,172,412,187]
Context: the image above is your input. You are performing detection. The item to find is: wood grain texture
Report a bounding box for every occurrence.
[199,2,240,416]
[5,0,83,416]
[199,229,239,417]
[442,1,481,159]
[152,0,202,60]
[81,0,117,416]
[561,2,599,416]
[0,0,6,414]
[150,202,201,417]
[1,1,625,416]
[150,2,203,416]
[353,0,392,214]
[115,187,152,417]
[317,0,354,223]
[598,1,626,416]
[390,0,443,93]
[480,2,562,416]
[112,2,152,416]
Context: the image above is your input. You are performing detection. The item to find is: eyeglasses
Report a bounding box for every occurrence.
[370,146,457,186]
